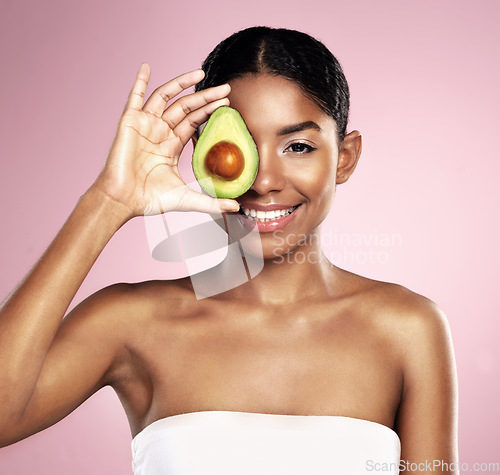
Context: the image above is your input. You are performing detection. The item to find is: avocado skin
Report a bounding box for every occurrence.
[192,106,259,199]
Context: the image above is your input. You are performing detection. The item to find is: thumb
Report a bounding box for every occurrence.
[171,187,240,214]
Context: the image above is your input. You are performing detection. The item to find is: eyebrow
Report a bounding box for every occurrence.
[276,121,322,136]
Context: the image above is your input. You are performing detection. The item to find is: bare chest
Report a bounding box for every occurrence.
[120,301,402,434]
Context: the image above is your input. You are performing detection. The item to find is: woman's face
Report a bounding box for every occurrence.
[227,73,340,259]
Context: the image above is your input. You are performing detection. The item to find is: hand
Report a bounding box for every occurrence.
[93,63,240,218]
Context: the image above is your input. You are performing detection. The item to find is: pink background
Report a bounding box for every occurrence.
[1,0,499,472]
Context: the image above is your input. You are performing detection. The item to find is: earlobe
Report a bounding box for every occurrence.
[336,130,362,185]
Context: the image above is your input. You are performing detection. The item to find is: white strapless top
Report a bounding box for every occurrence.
[131,411,401,474]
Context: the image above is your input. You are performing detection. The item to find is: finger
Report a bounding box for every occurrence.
[125,63,151,111]
[173,98,230,146]
[142,69,205,118]
[161,83,231,130]
[175,187,240,214]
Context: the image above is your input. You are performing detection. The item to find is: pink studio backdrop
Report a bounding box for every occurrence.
[1,0,499,473]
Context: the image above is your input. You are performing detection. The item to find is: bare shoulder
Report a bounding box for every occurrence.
[56,277,198,371]
[334,268,456,383]
[338,269,452,344]
[65,277,196,325]
[364,279,457,387]
[55,278,195,364]
[374,280,453,356]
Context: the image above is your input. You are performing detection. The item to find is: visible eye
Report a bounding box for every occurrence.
[285,142,316,154]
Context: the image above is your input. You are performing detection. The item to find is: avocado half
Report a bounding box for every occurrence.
[192,106,259,199]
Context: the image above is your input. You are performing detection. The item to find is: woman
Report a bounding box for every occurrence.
[0,27,458,474]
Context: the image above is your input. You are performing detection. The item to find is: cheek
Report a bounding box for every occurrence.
[311,175,336,226]
[290,155,337,209]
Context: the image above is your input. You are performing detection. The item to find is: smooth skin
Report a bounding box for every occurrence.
[0,64,458,472]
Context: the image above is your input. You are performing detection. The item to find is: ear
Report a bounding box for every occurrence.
[336,130,362,185]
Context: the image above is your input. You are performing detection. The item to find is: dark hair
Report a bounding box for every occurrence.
[196,26,350,143]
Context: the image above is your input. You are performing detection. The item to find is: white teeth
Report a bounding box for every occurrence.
[241,206,298,222]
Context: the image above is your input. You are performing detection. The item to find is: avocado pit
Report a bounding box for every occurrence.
[204,140,245,181]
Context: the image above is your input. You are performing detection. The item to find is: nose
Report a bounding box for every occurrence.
[250,147,286,195]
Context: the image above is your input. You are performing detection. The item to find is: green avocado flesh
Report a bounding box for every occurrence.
[192,106,259,199]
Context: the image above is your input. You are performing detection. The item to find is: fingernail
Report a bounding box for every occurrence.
[226,201,240,212]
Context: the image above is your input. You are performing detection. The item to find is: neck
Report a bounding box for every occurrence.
[219,228,338,306]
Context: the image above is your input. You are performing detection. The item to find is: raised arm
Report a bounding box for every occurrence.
[0,63,238,446]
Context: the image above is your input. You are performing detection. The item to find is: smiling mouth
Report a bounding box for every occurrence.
[238,205,301,222]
